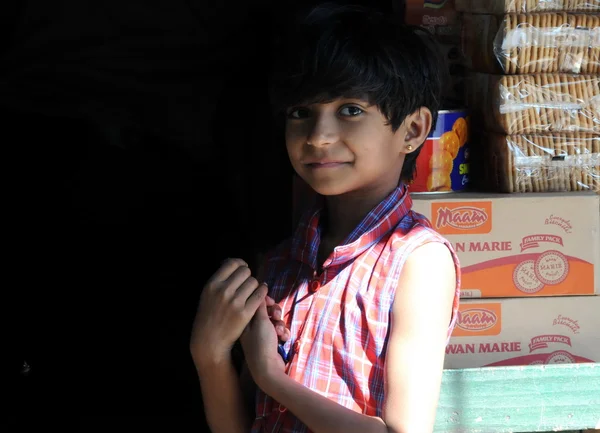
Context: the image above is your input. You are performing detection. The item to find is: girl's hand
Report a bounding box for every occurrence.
[266,296,291,343]
[190,258,268,369]
[240,301,286,388]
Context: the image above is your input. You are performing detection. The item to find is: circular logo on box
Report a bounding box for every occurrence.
[545,350,576,364]
[513,260,545,293]
[534,250,569,285]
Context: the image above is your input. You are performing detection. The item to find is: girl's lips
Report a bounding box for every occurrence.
[306,162,348,168]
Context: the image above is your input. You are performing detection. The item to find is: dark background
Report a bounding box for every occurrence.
[2,1,394,431]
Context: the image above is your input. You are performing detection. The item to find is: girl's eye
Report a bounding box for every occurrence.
[339,106,364,116]
[287,107,310,119]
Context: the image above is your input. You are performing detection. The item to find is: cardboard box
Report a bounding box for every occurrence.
[403,0,461,46]
[401,0,466,106]
[445,296,600,369]
[411,192,600,297]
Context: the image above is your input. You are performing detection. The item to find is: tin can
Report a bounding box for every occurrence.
[409,109,470,193]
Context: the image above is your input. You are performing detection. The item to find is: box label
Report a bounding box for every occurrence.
[431,201,492,234]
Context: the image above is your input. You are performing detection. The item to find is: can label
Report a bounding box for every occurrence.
[410,110,470,192]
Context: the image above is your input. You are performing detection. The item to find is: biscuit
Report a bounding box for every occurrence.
[574,75,590,130]
[564,14,582,73]
[527,13,538,73]
[539,74,553,131]
[587,14,596,70]
[582,133,591,188]
[506,134,518,191]
[529,135,544,191]
[558,133,572,190]
[541,135,553,190]
[584,75,599,132]
[544,135,560,190]
[562,74,575,133]
[492,133,600,193]
[502,74,520,134]
[566,75,581,131]
[542,13,555,72]
[467,1,600,14]
[530,74,543,129]
[557,13,570,71]
[495,74,600,135]
[504,13,515,73]
[513,134,524,191]
[580,15,591,72]
[514,14,526,74]
[518,134,533,191]
[592,134,600,191]
[571,133,584,190]
[502,134,514,191]
[547,73,560,132]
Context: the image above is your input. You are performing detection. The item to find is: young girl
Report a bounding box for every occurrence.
[190,4,461,433]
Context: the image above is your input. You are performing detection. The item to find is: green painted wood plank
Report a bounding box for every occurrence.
[435,363,600,433]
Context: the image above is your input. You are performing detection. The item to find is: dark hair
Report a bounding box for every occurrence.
[268,3,445,182]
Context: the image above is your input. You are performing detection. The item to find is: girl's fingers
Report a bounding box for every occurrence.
[243,283,269,313]
[271,319,291,342]
[223,266,253,298]
[205,258,247,289]
[280,327,291,343]
[267,303,283,321]
[234,276,261,305]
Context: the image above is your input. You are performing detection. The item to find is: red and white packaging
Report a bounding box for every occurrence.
[411,192,600,298]
[445,296,600,369]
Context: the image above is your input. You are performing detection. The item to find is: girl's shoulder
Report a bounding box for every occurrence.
[388,209,449,250]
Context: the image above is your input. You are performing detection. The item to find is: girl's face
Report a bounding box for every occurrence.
[285,98,415,199]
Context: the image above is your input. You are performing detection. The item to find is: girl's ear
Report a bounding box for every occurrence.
[399,107,432,154]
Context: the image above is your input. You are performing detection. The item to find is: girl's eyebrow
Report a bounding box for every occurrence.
[339,99,373,108]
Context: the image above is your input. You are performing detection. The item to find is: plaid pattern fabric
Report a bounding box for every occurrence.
[251,184,461,433]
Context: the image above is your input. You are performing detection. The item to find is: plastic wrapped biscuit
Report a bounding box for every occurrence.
[467,73,600,134]
[456,0,600,14]
[496,74,600,134]
[486,133,599,192]
[462,13,600,74]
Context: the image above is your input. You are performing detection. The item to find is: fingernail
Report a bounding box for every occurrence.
[276,325,284,333]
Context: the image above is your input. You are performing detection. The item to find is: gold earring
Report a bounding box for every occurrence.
[406,145,413,151]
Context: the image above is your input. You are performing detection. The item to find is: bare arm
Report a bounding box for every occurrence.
[196,358,253,433]
[382,242,457,433]
[189,258,268,433]
[261,371,390,433]
[254,242,457,433]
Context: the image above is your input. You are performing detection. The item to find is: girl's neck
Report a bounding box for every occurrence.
[320,183,398,250]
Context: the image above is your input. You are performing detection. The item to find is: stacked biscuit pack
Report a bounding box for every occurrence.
[409,0,600,370]
[459,0,600,192]
[412,192,600,368]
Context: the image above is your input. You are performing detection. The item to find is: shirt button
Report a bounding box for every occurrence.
[293,339,301,353]
[309,279,321,293]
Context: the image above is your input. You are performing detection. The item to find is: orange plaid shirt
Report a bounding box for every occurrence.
[251,184,461,433]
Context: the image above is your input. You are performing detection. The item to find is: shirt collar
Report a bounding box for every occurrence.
[290,183,413,270]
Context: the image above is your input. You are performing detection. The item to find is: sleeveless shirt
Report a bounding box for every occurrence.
[251,184,461,433]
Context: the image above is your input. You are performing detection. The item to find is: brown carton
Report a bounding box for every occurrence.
[404,0,462,45]
[445,296,600,369]
[411,192,600,297]
[402,0,466,106]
